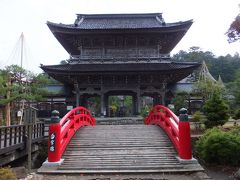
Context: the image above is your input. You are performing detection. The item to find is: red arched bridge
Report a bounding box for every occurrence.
[39,105,203,173]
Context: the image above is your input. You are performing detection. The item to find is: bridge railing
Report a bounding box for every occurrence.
[145,105,192,160]
[47,106,96,163]
[0,122,44,156]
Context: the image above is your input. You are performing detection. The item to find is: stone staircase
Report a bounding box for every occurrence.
[39,124,203,173]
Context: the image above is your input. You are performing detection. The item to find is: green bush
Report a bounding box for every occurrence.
[172,92,188,115]
[229,126,240,136]
[196,127,240,166]
[192,111,203,122]
[192,111,205,130]
[203,92,229,128]
[234,108,240,120]
[0,167,17,180]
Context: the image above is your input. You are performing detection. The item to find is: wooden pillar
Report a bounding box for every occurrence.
[132,95,136,116]
[76,93,79,107]
[100,93,106,117]
[131,95,137,115]
[153,94,159,106]
[161,92,166,106]
[105,94,109,117]
[74,83,80,107]
[81,95,89,107]
[135,91,141,115]
[161,82,166,106]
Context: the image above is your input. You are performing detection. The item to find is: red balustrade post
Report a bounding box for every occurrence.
[48,110,62,162]
[178,108,192,160]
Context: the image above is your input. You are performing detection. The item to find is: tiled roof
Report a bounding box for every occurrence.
[47,13,193,30]
[170,83,194,93]
[41,62,200,74]
[45,84,66,95]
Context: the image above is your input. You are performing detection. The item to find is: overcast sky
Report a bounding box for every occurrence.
[0,0,240,73]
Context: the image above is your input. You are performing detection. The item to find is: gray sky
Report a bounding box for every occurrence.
[0,0,239,73]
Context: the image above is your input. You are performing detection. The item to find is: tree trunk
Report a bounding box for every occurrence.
[5,76,11,126]
[5,103,11,126]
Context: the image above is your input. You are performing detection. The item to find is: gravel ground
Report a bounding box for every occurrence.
[18,171,213,180]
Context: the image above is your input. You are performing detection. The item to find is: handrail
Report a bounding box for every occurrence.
[0,122,45,155]
[145,105,192,160]
[47,106,96,163]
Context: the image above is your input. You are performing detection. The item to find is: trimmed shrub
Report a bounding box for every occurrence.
[0,167,17,180]
[196,127,240,166]
[192,111,205,130]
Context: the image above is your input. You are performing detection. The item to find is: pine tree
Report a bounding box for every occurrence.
[203,91,229,128]
[0,65,50,125]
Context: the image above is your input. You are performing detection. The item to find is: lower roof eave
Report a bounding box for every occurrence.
[40,62,200,74]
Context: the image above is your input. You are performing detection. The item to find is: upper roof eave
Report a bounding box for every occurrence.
[46,19,193,33]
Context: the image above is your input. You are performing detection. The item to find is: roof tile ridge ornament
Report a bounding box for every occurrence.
[156,15,166,26]
[74,15,84,27]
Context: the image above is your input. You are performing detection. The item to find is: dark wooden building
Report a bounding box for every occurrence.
[41,13,200,117]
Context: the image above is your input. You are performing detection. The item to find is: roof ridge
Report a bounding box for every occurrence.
[76,13,163,19]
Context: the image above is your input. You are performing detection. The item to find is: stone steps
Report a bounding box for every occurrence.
[54,124,203,173]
